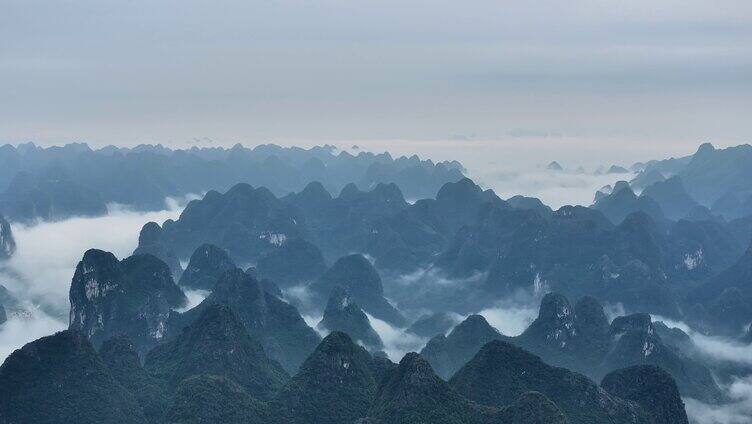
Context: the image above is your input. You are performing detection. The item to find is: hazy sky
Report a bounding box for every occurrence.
[1,0,751,159]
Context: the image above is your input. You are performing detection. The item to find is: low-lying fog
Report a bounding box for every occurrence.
[652,316,752,424]
[350,138,641,208]
[0,199,189,361]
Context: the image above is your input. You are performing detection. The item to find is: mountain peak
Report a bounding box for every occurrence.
[450,339,650,424]
[339,182,362,199]
[696,142,716,156]
[546,161,563,171]
[178,243,236,290]
[608,165,629,174]
[612,180,633,194]
[275,331,377,424]
[69,249,186,353]
[144,303,289,399]
[174,267,321,374]
[538,292,574,322]
[420,314,503,379]
[456,314,498,335]
[368,351,506,423]
[395,352,436,380]
[137,221,163,246]
[436,177,483,201]
[299,180,333,202]
[313,254,405,326]
[256,238,327,288]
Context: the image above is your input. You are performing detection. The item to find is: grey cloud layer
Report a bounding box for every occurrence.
[1,1,750,148]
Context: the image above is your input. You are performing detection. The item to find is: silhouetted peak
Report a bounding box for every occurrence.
[80,248,120,271]
[436,177,483,201]
[611,181,634,196]
[137,222,163,246]
[144,302,289,399]
[189,303,245,335]
[370,182,406,202]
[607,165,629,174]
[299,181,332,202]
[339,182,362,199]
[211,268,264,300]
[547,161,563,171]
[178,243,236,290]
[315,254,383,298]
[453,314,501,338]
[696,142,716,156]
[225,182,256,197]
[394,352,438,382]
[474,339,531,362]
[613,180,632,194]
[316,331,360,352]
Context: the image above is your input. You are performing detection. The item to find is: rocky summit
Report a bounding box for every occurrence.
[169,268,321,374]
[68,249,187,355]
[312,254,405,326]
[144,303,289,399]
[177,243,237,290]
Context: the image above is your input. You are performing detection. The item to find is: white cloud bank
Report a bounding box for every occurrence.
[0,310,67,361]
[685,377,752,424]
[653,316,752,424]
[366,313,428,363]
[0,197,192,362]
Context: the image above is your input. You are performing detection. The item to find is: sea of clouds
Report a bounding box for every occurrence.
[651,316,752,424]
[0,197,193,361]
[1,163,748,423]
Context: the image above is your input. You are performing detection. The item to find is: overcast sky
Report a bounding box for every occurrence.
[1,0,751,163]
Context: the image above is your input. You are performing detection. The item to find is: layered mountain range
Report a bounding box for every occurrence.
[1,226,710,422]
[3,142,752,423]
[1,308,688,424]
[132,167,751,335]
[0,142,463,222]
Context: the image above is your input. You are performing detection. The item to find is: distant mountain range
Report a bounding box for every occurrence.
[0,142,464,222]
[118,168,751,334]
[629,143,752,220]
